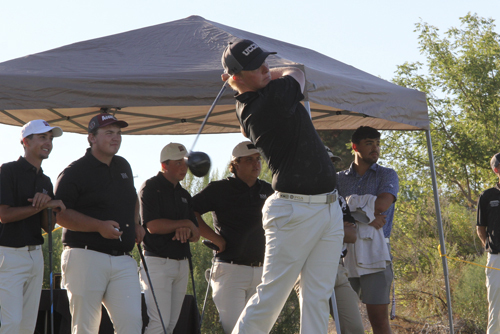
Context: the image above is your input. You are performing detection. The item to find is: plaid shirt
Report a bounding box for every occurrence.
[337,163,399,238]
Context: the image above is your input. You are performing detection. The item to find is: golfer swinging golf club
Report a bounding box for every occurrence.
[221,39,344,334]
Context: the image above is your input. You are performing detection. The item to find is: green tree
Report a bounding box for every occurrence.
[387,13,500,208]
[382,13,499,331]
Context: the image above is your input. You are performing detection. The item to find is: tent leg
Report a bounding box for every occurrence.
[425,130,454,333]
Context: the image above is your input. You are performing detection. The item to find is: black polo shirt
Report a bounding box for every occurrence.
[477,183,500,253]
[0,157,53,247]
[139,172,197,259]
[193,177,273,263]
[235,75,336,195]
[55,148,137,252]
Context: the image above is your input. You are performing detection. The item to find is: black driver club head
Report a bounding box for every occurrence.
[187,151,211,177]
[202,239,220,252]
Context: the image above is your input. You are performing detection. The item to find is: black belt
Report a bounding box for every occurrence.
[144,250,188,260]
[65,245,130,256]
[216,259,263,267]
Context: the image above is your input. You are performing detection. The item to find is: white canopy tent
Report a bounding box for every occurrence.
[0,15,452,332]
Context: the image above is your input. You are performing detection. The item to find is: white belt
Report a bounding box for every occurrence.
[277,190,338,204]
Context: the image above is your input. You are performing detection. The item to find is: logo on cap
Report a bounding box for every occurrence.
[43,121,50,126]
[102,115,116,121]
[242,44,258,56]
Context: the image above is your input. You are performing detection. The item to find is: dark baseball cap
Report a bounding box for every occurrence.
[222,39,277,75]
[88,113,128,133]
[491,153,500,173]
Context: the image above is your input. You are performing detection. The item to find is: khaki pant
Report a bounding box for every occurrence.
[486,253,500,334]
[0,246,43,334]
[140,257,189,334]
[211,262,263,333]
[333,264,364,334]
[61,248,142,334]
[232,194,344,334]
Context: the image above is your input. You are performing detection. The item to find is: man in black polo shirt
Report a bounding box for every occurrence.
[221,39,344,334]
[0,119,64,334]
[192,141,274,334]
[55,113,145,334]
[477,152,500,334]
[139,142,200,334]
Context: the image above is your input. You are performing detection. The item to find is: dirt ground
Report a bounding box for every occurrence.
[326,301,454,334]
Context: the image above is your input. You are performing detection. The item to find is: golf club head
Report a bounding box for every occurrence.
[187,151,211,177]
[202,239,220,251]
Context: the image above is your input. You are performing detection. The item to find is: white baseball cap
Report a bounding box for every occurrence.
[160,143,188,162]
[231,141,259,160]
[325,145,341,162]
[20,120,63,141]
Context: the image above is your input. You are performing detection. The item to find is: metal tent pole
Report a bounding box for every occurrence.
[425,129,454,333]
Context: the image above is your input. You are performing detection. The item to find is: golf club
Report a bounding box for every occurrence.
[47,207,54,334]
[330,288,342,334]
[200,240,220,329]
[187,244,202,334]
[137,244,167,334]
[186,81,228,177]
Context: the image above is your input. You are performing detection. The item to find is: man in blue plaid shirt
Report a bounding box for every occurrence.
[337,126,399,334]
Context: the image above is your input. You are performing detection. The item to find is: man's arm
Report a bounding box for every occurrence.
[374,192,396,214]
[134,198,145,244]
[195,212,226,252]
[343,221,357,244]
[369,191,396,229]
[0,196,65,224]
[269,67,305,93]
[477,226,488,248]
[56,208,122,240]
[146,218,198,236]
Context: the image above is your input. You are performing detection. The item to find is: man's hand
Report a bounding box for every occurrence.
[28,192,52,210]
[135,224,145,244]
[98,220,123,239]
[221,73,230,82]
[369,214,387,229]
[343,221,357,244]
[46,200,66,213]
[188,225,200,243]
[173,227,192,243]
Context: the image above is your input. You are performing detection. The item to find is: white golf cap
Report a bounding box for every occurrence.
[160,143,188,162]
[20,119,63,141]
[232,141,259,160]
[325,145,341,162]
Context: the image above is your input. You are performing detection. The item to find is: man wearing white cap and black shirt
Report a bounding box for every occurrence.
[477,152,500,334]
[192,141,274,333]
[221,40,344,334]
[55,113,145,334]
[0,119,65,334]
[139,142,200,334]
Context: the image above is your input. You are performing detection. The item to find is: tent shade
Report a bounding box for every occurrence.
[0,15,429,133]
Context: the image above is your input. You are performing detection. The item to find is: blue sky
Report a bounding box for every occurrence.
[0,0,497,188]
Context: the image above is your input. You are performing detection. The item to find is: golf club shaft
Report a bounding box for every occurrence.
[137,244,168,334]
[330,288,341,334]
[48,208,54,334]
[189,81,228,153]
[200,255,216,329]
